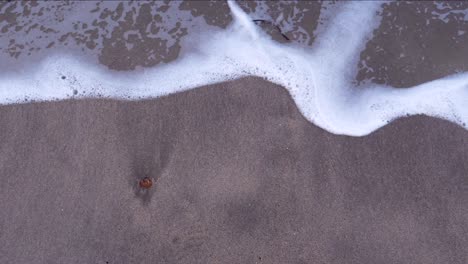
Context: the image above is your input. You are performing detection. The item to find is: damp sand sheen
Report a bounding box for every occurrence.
[1,1,467,136]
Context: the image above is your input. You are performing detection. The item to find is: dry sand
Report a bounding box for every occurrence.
[0,77,467,264]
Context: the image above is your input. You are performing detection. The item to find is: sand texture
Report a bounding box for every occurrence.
[1,78,467,263]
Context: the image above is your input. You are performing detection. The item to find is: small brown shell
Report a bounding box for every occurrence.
[139,177,153,189]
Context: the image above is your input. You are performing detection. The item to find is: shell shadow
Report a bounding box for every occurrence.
[125,112,177,206]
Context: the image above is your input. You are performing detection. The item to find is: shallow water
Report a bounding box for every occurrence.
[0,1,467,136]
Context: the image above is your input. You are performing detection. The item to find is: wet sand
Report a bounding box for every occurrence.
[1,77,467,264]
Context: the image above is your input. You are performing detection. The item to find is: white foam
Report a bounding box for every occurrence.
[0,1,467,136]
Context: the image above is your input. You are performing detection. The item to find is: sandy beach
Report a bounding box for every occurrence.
[1,1,468,263]
[0,77,467,263]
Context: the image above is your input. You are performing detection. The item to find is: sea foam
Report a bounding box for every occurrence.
[0,1,467,136]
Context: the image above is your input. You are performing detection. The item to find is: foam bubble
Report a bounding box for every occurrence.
[0,1,467,136]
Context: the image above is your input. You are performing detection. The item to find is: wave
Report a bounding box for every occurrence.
[0,1,467,136]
